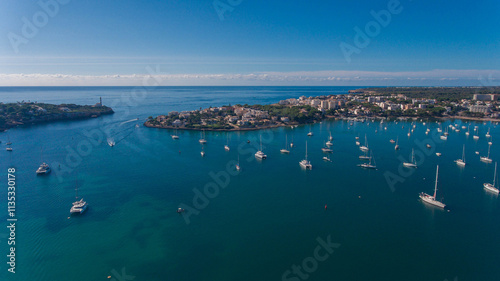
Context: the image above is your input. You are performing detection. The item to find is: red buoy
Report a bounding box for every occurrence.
[324,204,327,210]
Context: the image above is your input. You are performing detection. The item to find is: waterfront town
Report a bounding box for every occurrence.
[145,87,500,131]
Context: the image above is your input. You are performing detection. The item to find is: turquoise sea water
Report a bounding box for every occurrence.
[0,87,499,281]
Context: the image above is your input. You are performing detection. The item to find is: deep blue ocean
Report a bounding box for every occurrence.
[0,86,499,281]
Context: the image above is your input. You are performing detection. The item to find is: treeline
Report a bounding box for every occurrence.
[360,87,500,102]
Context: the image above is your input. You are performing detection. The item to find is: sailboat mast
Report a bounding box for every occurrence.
[494,162,497,187]
[305,141,308,160]
[462,145,465,162]
[434,165,439,199]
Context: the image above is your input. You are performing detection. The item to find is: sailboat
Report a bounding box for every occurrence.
[236,155,241,171]
[419,165,446,208]
[454,144,466,166]
[201,146,205,157]
[307,126,313,136]
[290,135,294,148]
[359,134,369,152]
[5,134,12,151]
[407,128,411,137]
[486,127,491,138]
[358,151,376,169]
[394,136,400,150]
[465,125,470,136]
[323,155,332,162]
[255,135,267,159]
[299,141,312,169]
[329,132,333,141]
[403,148,417,168]
[280,134,290,154]
[70,180,88,214]
[321,141,333,153]
[359,150,371,160]
[36,147,51,175]
[483,162,499,194]
[473,129,479,140]
[480,144,493,163]
[440,128,448,140]
[6,135,12,145]
[224,133,230,151]
[171,129,180,139]
[199,130,207,144]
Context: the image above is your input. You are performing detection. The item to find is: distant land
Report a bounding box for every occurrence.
[145,87,500,131]
[0,99,113,131]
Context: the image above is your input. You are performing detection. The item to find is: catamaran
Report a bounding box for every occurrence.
[70,181,88,214]
[419,165,446,208]
[480,144,493,163]
[454,144,466,166]
[255,135,267,159]
[36,148,51,174]
[280,135,290,154]
[299,141,312,169]
[484,162,499,194]
[359,134,369,152]
[403,148,417,168]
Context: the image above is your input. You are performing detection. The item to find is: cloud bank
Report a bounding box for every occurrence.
[0,69,498,86]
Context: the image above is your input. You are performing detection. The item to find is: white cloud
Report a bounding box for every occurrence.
[0,69,498,86]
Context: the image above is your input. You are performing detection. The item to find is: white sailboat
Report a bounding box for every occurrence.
[280,134,290,154]
[201,146,205,157]
[224,134,230,151]
[473,129,479,140]
[329,132,333,141]
[403,148,417,168]
[307,125,313,136]
[394,136,400,150]
[419,165,446,208]
[454,144,466,166]
[171,129,179,139]
[299,141,312,169]
[199,130,207,144]
[358,151,376,169]
[486,127,491,138]
[236,155,241,171]
[480,143,493,163]
[484,162,499,194]
[359,134,369,152]
[465,125,470,136]
[321,141,333,153]
[255,135,267,159]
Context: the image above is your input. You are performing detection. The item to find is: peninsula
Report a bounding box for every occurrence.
[144,87,500,131]
[0,99,113,131]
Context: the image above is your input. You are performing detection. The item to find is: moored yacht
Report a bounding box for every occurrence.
[419,165,446,208]
[484,162,499,194]
[480,144,493,163]
[70,183,88,214]
[199,130,207,144]
[403,149,417,168]
[255,135,267,159]
[454,144,466,166]
[299,141,312,169]
[280,135,290,154]
[36,163,51,175]
[359,134,369,152]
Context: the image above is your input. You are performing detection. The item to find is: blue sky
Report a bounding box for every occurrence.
[0,0,499,86]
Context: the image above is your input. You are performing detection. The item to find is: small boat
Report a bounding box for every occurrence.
[107,138,115,146]
[394,136,400,150]
[299,141,312,170]
[36,163,51,175]
[389,139,395,144]
[419,165,446,209]
[426,144,431,149]
[6,147,13,151]
[177,208,185,213]
[355,141,360,146]
[224,134,230,151]
[321,142,333,153]
[171,129,180,139]
[329,132,333,141]
[323,156,332,162]
[484,162,499,194]
[307,132,313,136]
[224,145,230,151]
[440,135,447,141]
[486,128,491,138]
[201,151,205,157]
[436,152,442,157]
[454,144,466,166]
